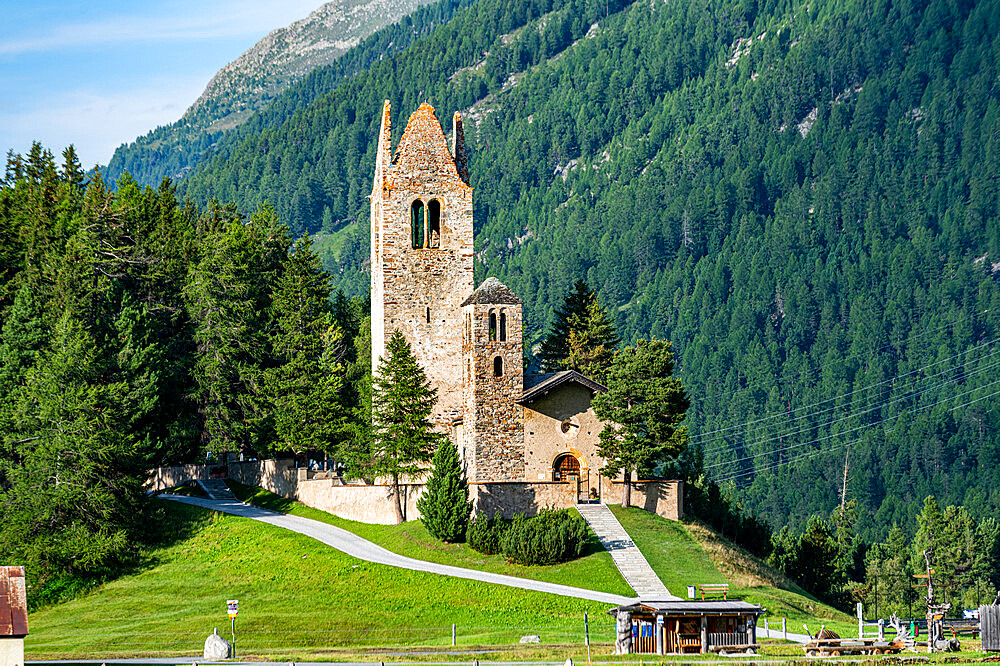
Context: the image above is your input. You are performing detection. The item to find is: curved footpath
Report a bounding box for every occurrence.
[160,494,634,605]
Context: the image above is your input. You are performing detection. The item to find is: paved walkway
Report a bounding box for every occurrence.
[757,624,811,644]
[575,504,677,600]
[160,494,633,605]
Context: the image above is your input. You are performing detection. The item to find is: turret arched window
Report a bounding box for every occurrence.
[493,356,503,377]
[428,199,441,248]
[488,311,497,341]
[499,310,507,341]
[411,200,425,249]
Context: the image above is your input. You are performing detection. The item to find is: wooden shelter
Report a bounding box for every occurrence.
[608,600,765,655]
[0,566,28,666]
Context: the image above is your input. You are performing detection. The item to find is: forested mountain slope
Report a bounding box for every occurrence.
[100,0,447,183]
[177,0,1000,539]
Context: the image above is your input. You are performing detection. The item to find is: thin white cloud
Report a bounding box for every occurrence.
[0,0,324,56]
[0,78,211,168]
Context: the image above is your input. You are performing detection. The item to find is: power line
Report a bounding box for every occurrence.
[701,350,1000,461]
[713,381,1000,484]
[691,333,999,447]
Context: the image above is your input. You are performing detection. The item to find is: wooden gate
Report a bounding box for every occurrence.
[982,606,1000,651]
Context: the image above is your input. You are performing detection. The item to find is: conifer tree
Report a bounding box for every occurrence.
[592,339,688,507]
[267,236,347,456]
[369,331,443,524]
[538,280,619,379]
[417,440,471,542]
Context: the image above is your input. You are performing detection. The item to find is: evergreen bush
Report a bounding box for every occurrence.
[467,514,510,555]
[500,509,590,565]
[417,440,471,542]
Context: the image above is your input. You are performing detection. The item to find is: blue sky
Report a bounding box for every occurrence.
[1,0,325,169]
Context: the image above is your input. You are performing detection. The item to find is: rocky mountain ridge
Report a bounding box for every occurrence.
[102,0,434,183]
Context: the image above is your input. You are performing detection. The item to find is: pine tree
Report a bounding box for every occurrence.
[592,338,689,507]
[369,330,443,524]
[417,440,471,542]
[566,296,619,383]
[0,314,143,594]
[267,236,347,456]
[538,280,619,379]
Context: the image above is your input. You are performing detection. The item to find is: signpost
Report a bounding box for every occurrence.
[227,599,239,658]
[584,611,592,666]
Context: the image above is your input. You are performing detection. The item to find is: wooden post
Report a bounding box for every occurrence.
[782,617,787,641]
[751,616,757,644]
[700,615,708,654]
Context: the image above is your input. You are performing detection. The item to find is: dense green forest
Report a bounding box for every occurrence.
[0,147,372,602]
[165,0,1000,541]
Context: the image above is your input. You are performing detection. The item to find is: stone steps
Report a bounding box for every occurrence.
[576,503,676,599]
[196,478,239,502]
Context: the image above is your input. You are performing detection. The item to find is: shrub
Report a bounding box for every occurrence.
[417,440,471,542]
[500,509,591,565]
[467,514,510,555]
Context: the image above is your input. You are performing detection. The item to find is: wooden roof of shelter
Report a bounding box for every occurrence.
[518,370,607,405]
[607,599,765,617]
[0,566,28,637]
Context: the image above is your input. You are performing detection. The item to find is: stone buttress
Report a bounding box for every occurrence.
[370,101,474,425]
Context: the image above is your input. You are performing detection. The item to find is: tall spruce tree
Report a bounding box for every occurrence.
[592,338,689,507]
[369,331,443,524]
[267,236,347,456]
[417,440,471,542]
[538,280,619,379]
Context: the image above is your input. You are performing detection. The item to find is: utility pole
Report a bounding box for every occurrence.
[840,449,850,511]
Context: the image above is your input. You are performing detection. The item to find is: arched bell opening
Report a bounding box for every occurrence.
[410,200,425,249]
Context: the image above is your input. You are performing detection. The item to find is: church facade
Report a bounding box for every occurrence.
[369,100,616,497]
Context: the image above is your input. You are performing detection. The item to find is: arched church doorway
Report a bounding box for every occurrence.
[553,454,580,481]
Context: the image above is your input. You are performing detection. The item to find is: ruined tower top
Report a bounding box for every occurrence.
[370,101,475,425]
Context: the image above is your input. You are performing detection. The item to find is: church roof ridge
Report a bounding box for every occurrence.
[461,276,521,306]
[518,369,608,404]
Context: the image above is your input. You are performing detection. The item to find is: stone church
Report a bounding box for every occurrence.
[370,99,630,503]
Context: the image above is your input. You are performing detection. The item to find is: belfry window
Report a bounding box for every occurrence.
[428,199,441,248]
[493,356,503,377]
[411,200,425,249]
[489,311,497,341]
[499,310,507,341]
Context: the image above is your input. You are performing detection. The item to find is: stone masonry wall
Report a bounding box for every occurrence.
[604,480,684,521]
[147,460,630,523]
[371,102,474,426]
[463,300,524,482]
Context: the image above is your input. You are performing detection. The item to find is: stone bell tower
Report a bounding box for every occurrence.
[370,101,474,425]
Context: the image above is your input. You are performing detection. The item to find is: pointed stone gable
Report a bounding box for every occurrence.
[390,103,469,190]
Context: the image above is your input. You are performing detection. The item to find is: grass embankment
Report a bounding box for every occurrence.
[227,480,634,597]
[27,499,615,660]
[609,506,857,637]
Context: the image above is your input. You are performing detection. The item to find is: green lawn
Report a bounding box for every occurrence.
[27,500,617,660]
[226,481,634,597]
[609,506,857,637]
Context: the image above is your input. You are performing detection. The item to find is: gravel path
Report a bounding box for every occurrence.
[160,494,634,605]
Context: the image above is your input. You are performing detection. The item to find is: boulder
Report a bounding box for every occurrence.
[519,635,541,644]
[204,628,232,660]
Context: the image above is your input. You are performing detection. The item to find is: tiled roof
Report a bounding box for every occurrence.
[518,369,607,404]
[460,277,521,306]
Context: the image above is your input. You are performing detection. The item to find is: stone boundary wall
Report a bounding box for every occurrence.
[147,461,683,523]
[145,463,217,491]
[604,479,684,521]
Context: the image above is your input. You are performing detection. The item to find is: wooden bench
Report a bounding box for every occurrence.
[698,583,730,600]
